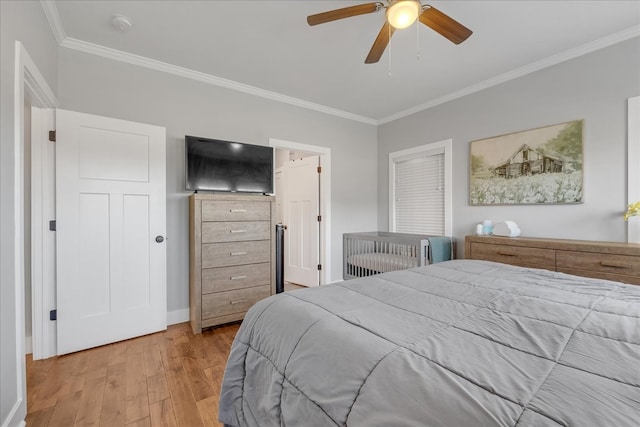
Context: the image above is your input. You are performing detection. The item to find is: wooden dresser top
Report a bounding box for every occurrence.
[465,235,640,285]
[465,235,640,257]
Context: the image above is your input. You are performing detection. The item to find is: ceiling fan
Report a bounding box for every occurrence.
[307,0,472,64]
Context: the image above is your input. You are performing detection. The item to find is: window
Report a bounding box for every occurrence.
[389,139,452,235]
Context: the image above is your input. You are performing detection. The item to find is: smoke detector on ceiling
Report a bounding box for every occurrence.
[111,14,134,31]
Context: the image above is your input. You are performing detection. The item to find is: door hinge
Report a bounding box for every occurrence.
[48,130,56,142]
[317,166,322,173]
[49,220,56,231]
[317,215,322,222]
[317,264,322,271]
[49,309,57,321]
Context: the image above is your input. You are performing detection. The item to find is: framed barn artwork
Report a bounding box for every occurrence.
[469,120,584,205]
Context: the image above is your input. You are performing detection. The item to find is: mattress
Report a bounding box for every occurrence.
[347,252,419,272]
[219,259,640,426]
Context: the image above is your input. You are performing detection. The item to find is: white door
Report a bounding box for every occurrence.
[56,109,166,355]
[283,156,319,287]
[274,168,284,224]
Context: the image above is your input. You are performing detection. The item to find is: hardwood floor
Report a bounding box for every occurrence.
[26,322,240,427]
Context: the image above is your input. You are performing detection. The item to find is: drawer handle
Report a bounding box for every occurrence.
[230,251,247,256]
[498,251,518,257]
[230,229,247,233]
[230,209,247,213]
[230,299,247,305]
[600,261,631,269]
[230,275,247,280]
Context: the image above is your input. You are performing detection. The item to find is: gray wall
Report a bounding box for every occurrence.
[378,37,640,256]
[1,1,58,425]
[57,48,379,316]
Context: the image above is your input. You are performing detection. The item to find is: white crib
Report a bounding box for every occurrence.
[343,232,454,280]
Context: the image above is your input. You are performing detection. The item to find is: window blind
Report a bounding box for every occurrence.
[393,150,444,235]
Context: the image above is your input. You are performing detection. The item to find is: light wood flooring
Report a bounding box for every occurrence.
[283,282,306,292]
[26,322,240,427]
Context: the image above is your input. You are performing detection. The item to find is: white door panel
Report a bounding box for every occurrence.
[56,109,166,355]
[275,169,283,224]
[283,156,319,287]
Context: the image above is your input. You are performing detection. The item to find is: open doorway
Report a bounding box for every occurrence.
[270,138,331,287]
[276,150,320,288]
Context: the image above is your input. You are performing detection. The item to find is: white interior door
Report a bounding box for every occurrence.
[274,168,284,224]
[56,109,166,355]
[283,156,319,287]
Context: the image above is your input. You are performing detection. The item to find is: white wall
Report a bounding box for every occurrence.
[378,37,640,256]
[57,48,379,317]
[1,1,59,426]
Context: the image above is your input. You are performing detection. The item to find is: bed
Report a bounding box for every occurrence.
[219,259,640,426]
[343,231,454,279]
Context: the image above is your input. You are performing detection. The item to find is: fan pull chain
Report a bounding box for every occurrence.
[416,20,420,61]
[388,23,392,77]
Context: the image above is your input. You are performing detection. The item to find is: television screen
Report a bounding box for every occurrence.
[185,136,273,193]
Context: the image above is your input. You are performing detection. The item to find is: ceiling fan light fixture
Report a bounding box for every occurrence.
[386,0,421,29]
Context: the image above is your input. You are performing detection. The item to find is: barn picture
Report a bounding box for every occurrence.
[493,144,563,178]
[469,120,583,205]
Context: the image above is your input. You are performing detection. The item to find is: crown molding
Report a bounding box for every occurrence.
[39,0,376,125]
[379,25,640,125]
[40,0,637,127]
[58,37,377,125]
[40,0,66,44]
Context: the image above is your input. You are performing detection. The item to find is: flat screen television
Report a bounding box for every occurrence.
[185,135,273,193]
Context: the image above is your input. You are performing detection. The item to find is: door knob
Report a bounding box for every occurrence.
[155,235,164,243]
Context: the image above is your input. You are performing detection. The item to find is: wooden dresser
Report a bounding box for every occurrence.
[189,193,275,333]
[465,235,640,286]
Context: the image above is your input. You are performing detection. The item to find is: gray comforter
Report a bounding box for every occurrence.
[219,260,640,426]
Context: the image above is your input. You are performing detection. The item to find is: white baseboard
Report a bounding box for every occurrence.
[24,310,189,357]
[167,308,189,326]
[1,398,26,427]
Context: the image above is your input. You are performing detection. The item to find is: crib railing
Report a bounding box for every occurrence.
[343,232,453,280]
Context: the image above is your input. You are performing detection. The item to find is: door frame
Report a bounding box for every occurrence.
[269,138,331,285]
[10,41,58,425]
[30,107,57,359]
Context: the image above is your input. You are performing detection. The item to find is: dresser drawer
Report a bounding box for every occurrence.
[201,285,271,320]
[470,242,555,268]
[202,240,270,268]
[557,251,640,276]
[202,263,271,294]
[202,221,270,243]
[202,200,270,222]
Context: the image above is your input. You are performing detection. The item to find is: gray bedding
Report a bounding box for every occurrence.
[219,260,640,426]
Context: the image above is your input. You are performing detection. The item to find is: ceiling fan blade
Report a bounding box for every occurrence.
[365,22,396,64]
[418,6,472,44]
[307,2,381,26]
